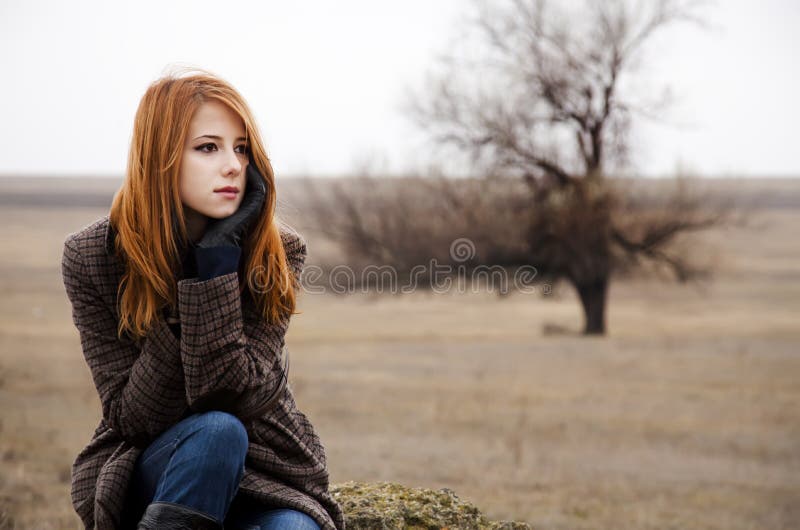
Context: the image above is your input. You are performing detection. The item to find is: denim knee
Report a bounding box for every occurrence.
[275,509,321,530]
[188,410,249,469]
[229,507,321,530]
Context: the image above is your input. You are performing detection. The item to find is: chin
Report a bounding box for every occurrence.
[205,204,240,219]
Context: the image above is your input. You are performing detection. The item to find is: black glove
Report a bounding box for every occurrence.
[197,162,267,249]
[194,162,267,280]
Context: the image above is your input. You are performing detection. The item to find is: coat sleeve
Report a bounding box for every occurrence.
[177,230,306,422]
[61,237,188,448]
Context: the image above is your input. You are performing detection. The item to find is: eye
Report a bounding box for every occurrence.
[235,144,249,155]
[196,143,217,153]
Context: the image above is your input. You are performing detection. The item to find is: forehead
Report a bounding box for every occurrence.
[188,100,245,135]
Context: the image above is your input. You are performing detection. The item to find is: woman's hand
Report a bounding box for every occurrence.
[187,161,267,281]
[197,161,267,249]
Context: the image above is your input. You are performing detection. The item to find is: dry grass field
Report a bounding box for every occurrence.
[0,177,798,529]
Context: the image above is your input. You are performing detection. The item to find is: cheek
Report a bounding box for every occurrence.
[178,155,204,206]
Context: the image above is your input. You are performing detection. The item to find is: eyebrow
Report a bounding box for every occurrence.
[193,134,248,142]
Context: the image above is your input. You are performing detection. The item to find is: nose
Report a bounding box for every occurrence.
[221,148,243,177]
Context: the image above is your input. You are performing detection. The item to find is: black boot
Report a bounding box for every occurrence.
[136,501,223,530]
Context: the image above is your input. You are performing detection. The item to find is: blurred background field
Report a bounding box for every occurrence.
[0,176,798,529]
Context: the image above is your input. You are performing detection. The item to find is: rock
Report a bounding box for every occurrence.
[330,481,531,530]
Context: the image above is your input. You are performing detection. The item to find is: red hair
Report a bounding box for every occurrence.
[109,68,298,340]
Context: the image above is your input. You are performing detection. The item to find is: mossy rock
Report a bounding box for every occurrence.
[330,481,531,530]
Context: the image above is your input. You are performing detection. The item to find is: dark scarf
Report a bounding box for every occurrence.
[178,239,199,281]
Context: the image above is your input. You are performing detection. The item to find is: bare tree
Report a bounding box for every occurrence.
[398,0,729,334]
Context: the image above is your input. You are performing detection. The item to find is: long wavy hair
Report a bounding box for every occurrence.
[109,69,298,340]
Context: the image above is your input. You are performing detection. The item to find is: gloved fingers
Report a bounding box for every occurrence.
[244,162,267,203]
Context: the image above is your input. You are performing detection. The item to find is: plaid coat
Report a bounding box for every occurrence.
[61,215,345,530]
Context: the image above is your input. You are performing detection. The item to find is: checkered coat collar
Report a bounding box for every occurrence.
[103,216,116,255]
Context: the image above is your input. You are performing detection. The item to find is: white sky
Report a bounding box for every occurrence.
[0,0,798,178]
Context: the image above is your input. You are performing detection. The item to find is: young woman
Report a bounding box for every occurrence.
[61,70,345,530]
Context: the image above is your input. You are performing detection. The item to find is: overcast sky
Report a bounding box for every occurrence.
[1,0,798,178]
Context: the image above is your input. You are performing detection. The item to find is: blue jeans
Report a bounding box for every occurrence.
[123,410,320,530]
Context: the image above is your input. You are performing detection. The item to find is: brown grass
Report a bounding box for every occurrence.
[0,179,798,529]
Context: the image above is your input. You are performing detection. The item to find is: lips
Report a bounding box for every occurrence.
[214,186,239,193]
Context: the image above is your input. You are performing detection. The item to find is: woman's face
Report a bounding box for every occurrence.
[179,100,249,237]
